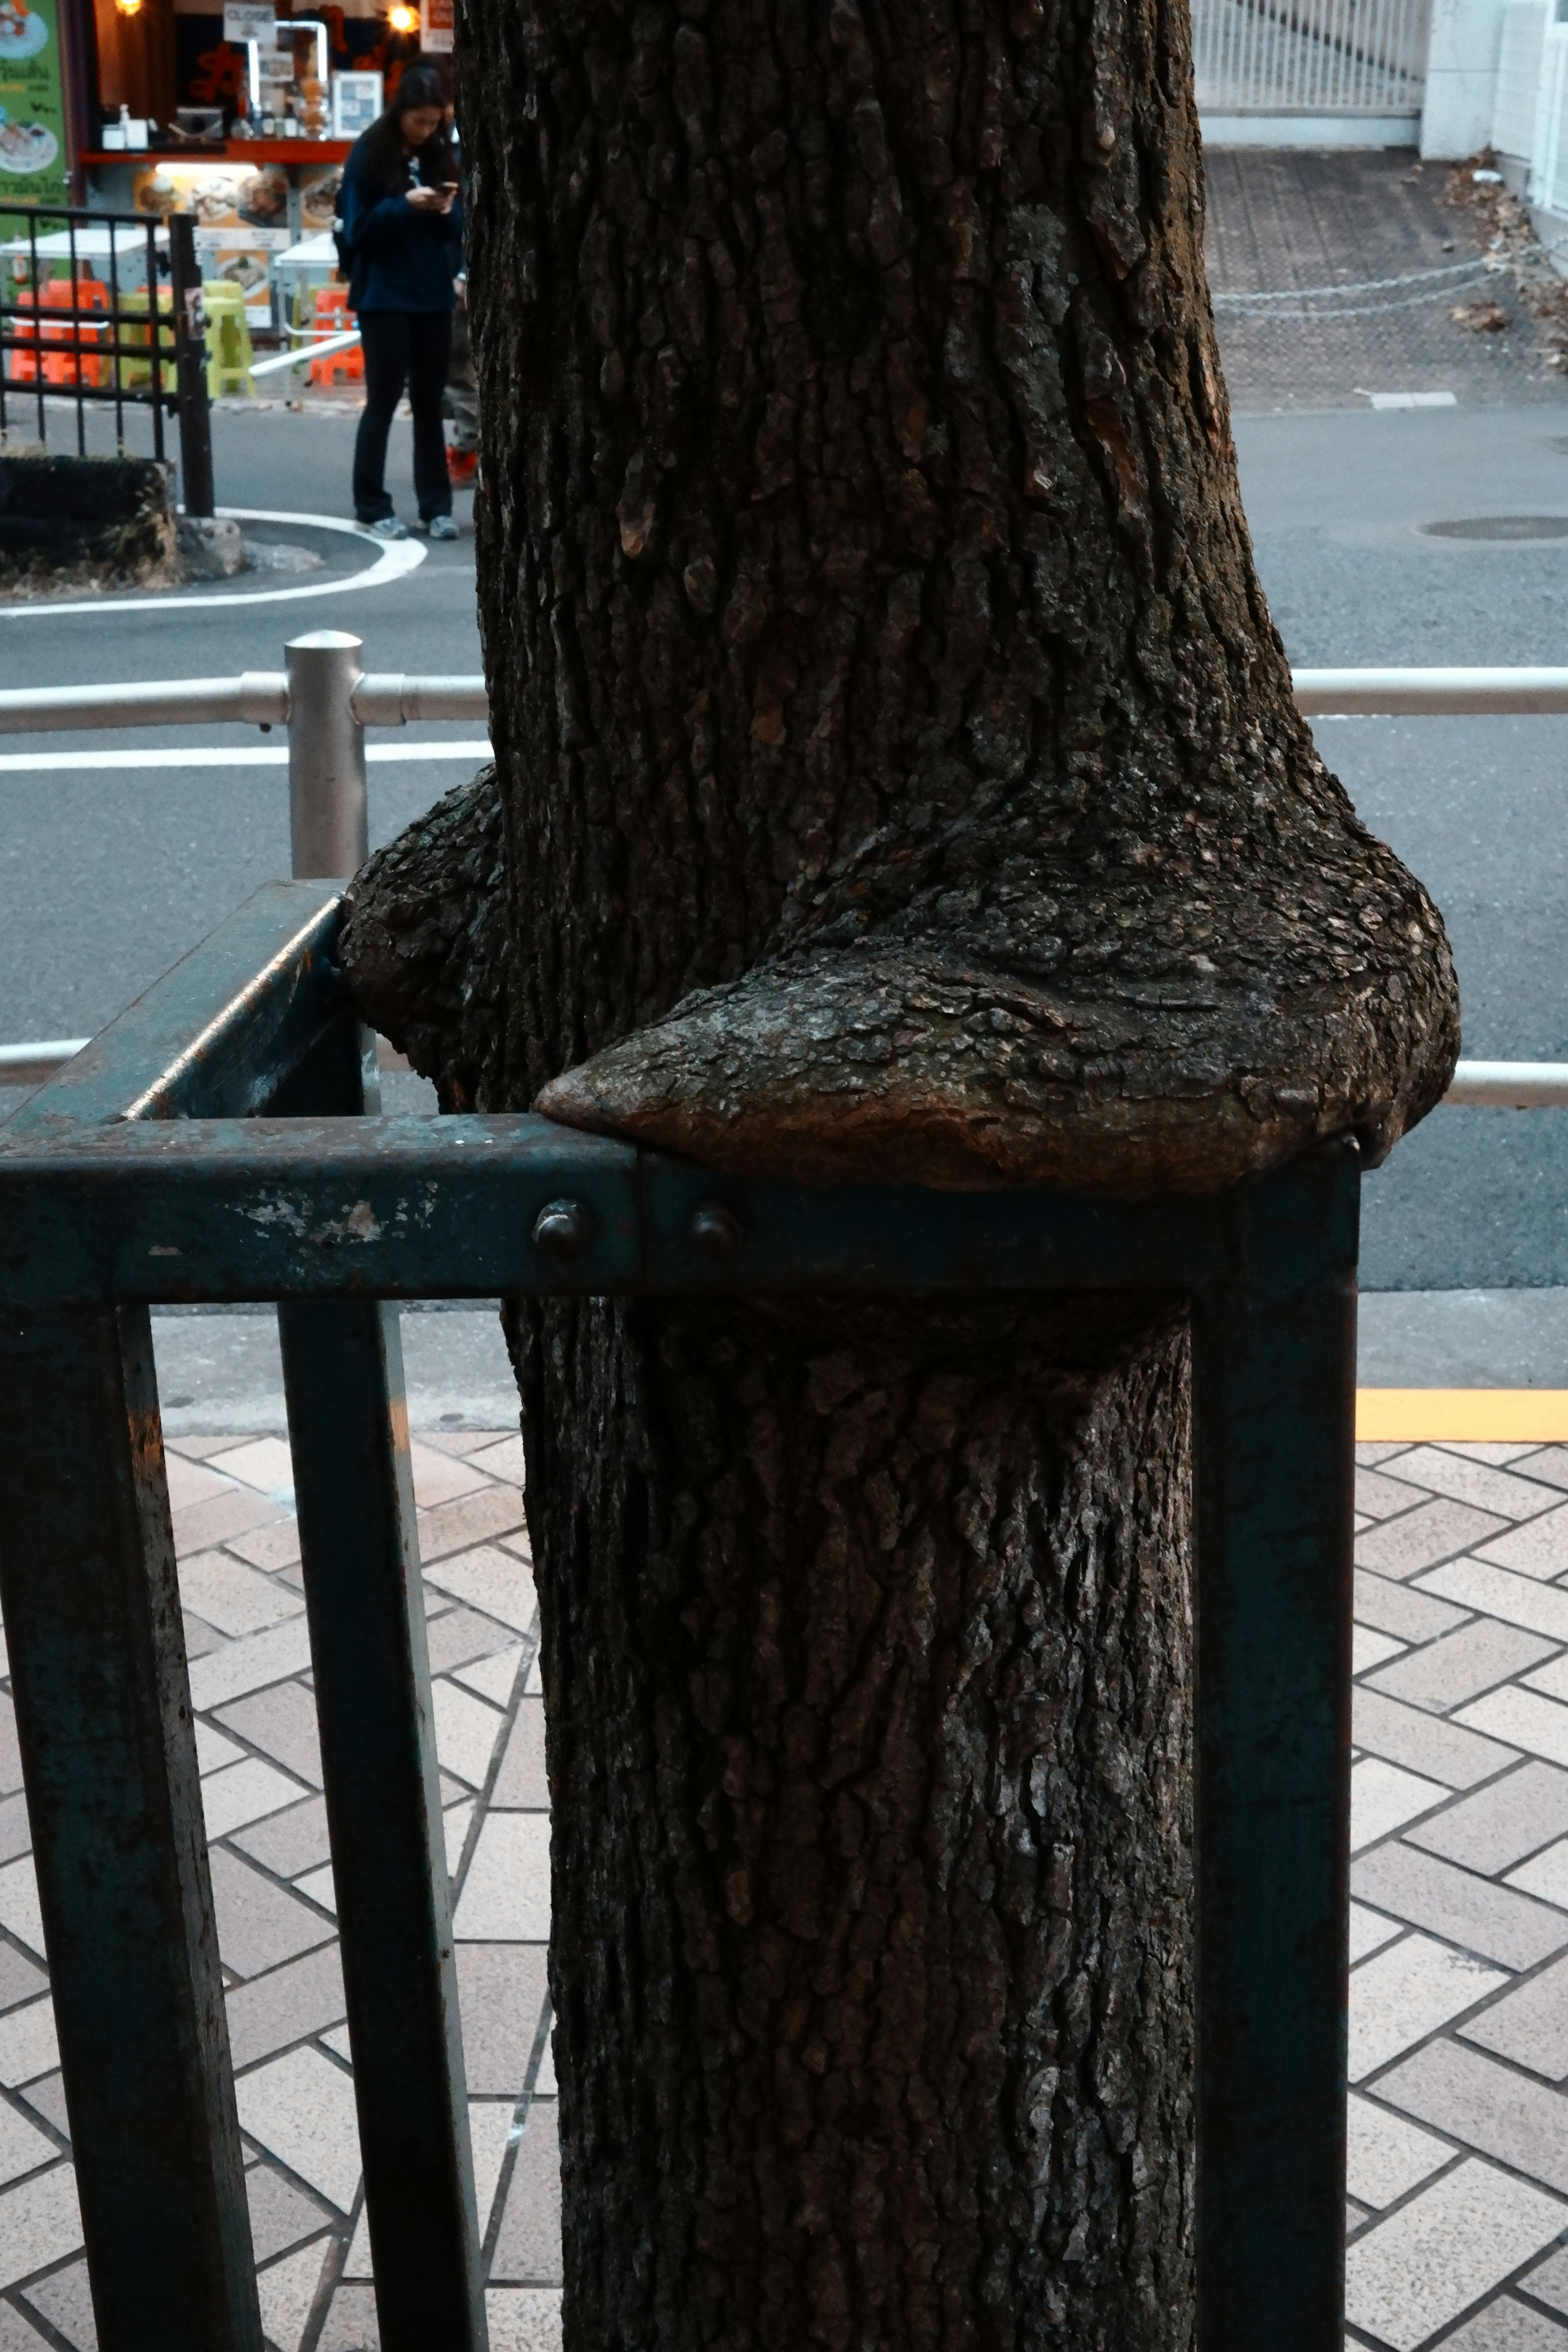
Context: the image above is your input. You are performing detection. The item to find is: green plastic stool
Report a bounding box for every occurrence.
[201,281,255,397]
[116,289,177,394]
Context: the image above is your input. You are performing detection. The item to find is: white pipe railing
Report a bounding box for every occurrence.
[4,664,1564,736]
[1440,1063,1568,1106]
[0,671,489,734]
[1292,668,1568,715]
[4,654,1567,1098]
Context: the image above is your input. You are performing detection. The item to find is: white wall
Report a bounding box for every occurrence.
[1421,0,1512,152]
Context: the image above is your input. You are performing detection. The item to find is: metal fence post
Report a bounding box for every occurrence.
[0,1303,263,2352]
[265,1011,487,2349]
[286,631,370,880]
[275,643,481,2338]
[1192,1140,1360,2350]
[168,212,214,523]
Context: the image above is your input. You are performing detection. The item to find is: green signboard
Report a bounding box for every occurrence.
[0,0,69,215]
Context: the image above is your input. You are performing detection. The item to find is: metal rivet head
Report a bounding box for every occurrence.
[532,1198,595,1261]
[690,1202,745,1262]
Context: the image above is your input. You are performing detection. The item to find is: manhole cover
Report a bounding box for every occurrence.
[1421,516,1568,540]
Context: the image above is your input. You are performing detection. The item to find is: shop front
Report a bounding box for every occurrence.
[0,0,450,340]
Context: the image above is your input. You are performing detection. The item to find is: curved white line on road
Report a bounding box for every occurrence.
[0,507,427,621]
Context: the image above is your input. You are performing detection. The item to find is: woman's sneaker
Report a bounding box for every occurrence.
[366,516,408,541]
[425,514,459,541]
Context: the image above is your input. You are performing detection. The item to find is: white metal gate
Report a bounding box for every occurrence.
[1493,0,1548,159]
[1193,0,1433,138]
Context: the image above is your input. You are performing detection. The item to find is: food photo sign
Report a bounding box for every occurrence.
[0,0,69,213]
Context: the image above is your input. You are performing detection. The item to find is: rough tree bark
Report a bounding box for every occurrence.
[339,0,1460,2334]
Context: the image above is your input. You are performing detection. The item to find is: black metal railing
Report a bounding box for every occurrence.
[0,201,213,512]
[0,880,1359,2352]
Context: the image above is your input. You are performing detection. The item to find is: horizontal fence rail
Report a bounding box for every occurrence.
[3,663,1568,734]
[1291,666,1568,714]
[0,672,489,733]
[8,662,1568,736]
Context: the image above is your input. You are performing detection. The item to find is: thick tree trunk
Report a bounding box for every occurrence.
[340,0,1460,2335]
[523,1295,1194,2348]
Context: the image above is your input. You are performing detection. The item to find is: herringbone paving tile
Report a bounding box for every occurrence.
[8,1432,1568,2344]
[0,1428,557,2352]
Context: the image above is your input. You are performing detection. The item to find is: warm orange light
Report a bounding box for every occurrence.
[387,4,417,27]
[114,0,143,16]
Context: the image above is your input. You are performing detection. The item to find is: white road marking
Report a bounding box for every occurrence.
[0,742,492,772]
[0,507,427,620]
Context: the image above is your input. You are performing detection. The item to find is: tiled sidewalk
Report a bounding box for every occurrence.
[11,1437,1568,2345]
[0,1430,561,2352]
[1345,1439,1568,2350]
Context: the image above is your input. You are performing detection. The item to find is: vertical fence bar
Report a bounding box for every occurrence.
[169,210,213,518]
[108,219,125,453]
[66,209,83,456]
[1192,1139,1359,2352]
[28,210,42,447]
[0,207,10,445]
[270,1010,487,2351]
[0,1303,263,2352]
[148,217,165,465]
[266,682,484,2343]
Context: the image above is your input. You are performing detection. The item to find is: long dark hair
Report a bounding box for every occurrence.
[353,65,457,200]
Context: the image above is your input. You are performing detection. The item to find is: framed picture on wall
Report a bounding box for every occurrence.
[329,72,382,137]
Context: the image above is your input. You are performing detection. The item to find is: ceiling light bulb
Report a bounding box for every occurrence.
[115,0,143,16]
[388,5,418,29]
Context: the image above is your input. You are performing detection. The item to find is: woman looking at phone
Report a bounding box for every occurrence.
[336,65,463,541]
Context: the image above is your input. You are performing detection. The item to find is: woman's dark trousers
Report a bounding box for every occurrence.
[352,308,454,523]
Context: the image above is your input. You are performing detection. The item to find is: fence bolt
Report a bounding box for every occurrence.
[286,632,370,881]
[532,1200,595,1261]
[690,1203,745,1261]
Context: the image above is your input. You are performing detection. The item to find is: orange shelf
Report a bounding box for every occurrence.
[82,142,352,166]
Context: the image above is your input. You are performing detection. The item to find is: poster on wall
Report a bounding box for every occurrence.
[195,231,287,327]
[296,163,341,239]
[131,161,290,230]
[329,71,381,138]
[0,0,70,215]
[419,0,453,53]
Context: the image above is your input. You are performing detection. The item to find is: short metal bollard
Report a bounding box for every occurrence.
[285,631,370,881]
[0,873,1360,2352]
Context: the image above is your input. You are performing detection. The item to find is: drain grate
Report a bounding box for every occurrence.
[1421,516,1568,540]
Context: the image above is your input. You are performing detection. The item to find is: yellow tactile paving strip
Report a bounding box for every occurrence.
[1358,1394,1568,1443]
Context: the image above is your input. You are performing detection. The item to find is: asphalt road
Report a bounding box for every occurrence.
[1235,403,1568,1286]
[2,396,1567,1292]
[0,402,485,1046]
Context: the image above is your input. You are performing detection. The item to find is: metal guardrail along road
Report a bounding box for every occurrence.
[3,661,1566,735]
[3,648,1567,1100]
[1291,667,1568,715]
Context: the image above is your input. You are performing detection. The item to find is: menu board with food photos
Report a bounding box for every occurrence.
[296,163,341,240]
[0,0,69,212]
[195,236,285,326]
[131,165,297,328]
[131,160,291,232]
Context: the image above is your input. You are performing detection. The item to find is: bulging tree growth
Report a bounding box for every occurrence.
[341,0,1459,2333]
